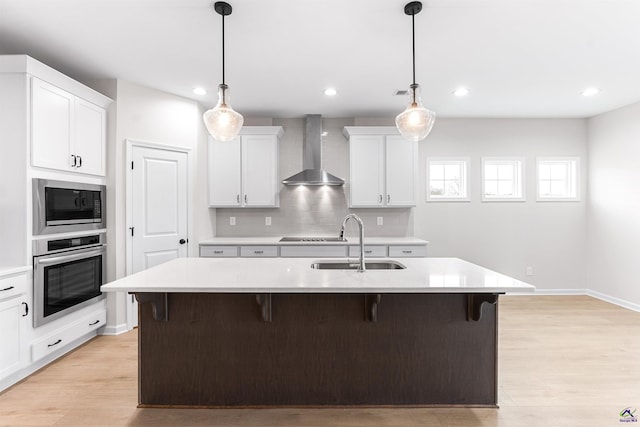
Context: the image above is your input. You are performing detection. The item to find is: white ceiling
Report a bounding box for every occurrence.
[1,0,639,119]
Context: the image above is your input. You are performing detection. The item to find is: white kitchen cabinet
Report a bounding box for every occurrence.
[388,245,428,257]
[344,127,418,208]
[199,245,239,257]
[31,77,106,176]
[31,308,106,363]
[0,271,29,381]
[279,245,348,258]
[208,127,283,208]
[348,245,388,257]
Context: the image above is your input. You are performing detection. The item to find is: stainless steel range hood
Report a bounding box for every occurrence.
[282,115,345,186]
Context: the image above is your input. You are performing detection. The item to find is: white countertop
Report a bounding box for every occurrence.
[101,257,533,294]
[0,265,32,278]
[199,237,428,246]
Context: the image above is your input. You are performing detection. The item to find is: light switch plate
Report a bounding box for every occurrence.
[230,217,236,226]
[265,217,272,226]
[377,217,383,226]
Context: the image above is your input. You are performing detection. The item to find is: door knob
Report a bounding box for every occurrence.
[179,239,187,244]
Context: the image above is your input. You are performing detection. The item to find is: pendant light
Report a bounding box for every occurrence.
[395,1,435,142]
[203,1,244,141]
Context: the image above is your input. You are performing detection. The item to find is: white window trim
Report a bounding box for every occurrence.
[426,157,470,202]
[535,157,580,202]
[481,157,526,202]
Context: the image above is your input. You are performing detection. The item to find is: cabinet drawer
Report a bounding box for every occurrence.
[280,246,347,258]
[32,309,106,362]
[388,245,427,257]
[0,272,28,301]
[200,245,238,257]
[240,246,278,257]
[348,245,387,257]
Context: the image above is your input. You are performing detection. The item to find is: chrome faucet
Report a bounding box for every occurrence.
[339,213,366,272]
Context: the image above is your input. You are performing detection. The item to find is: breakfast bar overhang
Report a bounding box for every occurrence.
[101,257,534,408]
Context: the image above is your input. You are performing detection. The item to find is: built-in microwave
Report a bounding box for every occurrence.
[33,179,106,235]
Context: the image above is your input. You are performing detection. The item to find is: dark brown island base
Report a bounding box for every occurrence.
[135,292,500,407]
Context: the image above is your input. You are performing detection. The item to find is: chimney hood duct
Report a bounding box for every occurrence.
[282,115,345,186]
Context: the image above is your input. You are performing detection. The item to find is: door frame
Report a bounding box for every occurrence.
[124,139,192,329]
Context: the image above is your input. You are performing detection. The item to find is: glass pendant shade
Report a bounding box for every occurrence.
[203,84,244,142]
[395,84,435,142]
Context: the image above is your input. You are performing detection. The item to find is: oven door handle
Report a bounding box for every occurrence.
[36,248,105,266]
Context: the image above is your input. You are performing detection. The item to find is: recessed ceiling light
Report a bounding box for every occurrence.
[193,87,207,96]
[324,88,337,96]
[452,87,469,97]
[581,87,600,97]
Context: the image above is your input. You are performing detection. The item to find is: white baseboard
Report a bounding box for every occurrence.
[505,288,640,313]
[100,323,129,336]
[586,289,640,313]
[506,288,587,296]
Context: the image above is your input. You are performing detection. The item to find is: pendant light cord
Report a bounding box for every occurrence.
[412,12,416,86]
[221,13,226,85]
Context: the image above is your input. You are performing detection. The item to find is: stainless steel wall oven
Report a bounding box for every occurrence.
[33,179,106,235]
[33,233,106,327]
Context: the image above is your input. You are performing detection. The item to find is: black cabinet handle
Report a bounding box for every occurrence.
[402,250,412,254]
[89,320,100,326]
[254,250,264,254]
[48,339,62,348]
[0,286,15,292]
[22,302,28,317]
[70,154,77,167]
[77,155,82,167]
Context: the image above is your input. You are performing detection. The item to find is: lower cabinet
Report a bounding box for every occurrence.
[31,309,106,363]
[31,310,107,362]
[279,246,348,258]
[0,271,29,381]
[200,244,427,258]
[388,245,428,257]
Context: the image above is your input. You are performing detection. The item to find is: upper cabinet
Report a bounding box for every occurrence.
[343,127,418,208]
[31,78,106,176]
[208,126,283,208]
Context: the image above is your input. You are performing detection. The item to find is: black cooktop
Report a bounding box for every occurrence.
[279,237,346,242]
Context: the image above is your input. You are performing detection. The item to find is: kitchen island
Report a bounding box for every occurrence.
[101,257,533,408]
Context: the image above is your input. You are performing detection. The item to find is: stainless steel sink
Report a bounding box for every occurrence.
[310,261,406,270]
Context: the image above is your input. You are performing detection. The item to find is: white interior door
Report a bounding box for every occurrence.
[129,145,188,327]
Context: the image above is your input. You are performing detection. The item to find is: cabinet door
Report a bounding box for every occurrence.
[208,136,242,207]
[385,136,417,207]
[242,135,279,207]
[0,297,27,380]
[31,78,74,171]
[75,98,106,176]
[349,135,384,207]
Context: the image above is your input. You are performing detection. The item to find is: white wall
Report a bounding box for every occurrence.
[587,101,640,307]
[103,80,211,332]
[414,118,588,289]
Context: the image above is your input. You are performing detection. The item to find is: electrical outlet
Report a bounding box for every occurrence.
[265,216,271,226]
[229,216,236,226]
[377,216,383,226]
[526,266,533,276]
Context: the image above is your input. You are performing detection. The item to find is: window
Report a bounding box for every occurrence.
[482,158,525,202]
[536,157,579,201]
[427,157,469,201]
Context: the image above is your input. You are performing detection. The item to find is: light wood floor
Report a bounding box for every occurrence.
[1,295,639,426]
